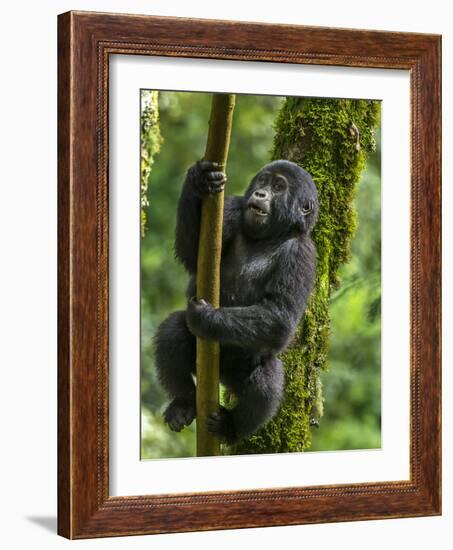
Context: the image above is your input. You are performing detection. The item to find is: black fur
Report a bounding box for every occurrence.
[154,159,318,443]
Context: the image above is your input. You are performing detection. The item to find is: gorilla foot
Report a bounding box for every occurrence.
[164,397,195,432]
[207,407,237,443]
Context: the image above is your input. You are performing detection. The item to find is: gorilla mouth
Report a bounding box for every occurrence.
[247,203,270,217]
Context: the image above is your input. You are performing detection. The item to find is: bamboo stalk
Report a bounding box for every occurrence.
[196,94,236,456]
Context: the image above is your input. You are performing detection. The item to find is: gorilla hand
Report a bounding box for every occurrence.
[186,297,217,339]
[191,160,227,197]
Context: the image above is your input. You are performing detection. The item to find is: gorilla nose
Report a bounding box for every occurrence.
[253,189,269,200]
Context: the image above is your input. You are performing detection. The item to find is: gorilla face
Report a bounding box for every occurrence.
[243,160,318,239]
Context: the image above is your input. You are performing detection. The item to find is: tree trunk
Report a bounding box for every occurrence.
[232,97,380,454]
[196,94,236,457]
[140,90,163,236]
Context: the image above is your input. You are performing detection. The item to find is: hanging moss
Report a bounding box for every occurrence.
[141,90,163,236]
[230,97,380,454]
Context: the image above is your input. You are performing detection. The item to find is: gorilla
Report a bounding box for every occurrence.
[154,159,319,444]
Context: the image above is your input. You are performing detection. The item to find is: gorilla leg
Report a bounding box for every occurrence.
[209,356,284,443]
[154,310,196,432]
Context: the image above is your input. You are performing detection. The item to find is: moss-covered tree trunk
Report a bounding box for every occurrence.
[231,97,380,454]
[141,90,163,236]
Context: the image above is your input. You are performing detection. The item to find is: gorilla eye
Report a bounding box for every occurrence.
[300,200,314,215]
[272,176,287,193]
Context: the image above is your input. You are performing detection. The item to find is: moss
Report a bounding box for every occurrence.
[141,90,163,236]
[230,97,380,454]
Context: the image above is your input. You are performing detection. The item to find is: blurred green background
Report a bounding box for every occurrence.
[140,90,381,459]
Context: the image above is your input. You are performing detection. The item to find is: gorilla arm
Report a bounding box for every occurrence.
[174,161,241,274]
[186,298,294,353]
[186,239,316,353]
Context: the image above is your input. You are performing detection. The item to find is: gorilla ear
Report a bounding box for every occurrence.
[300,200,314,216]
[292,200,315,236]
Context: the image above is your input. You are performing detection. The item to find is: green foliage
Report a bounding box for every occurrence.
[231,98,381,454]
[141,90,163,236]
[310,138,381,451]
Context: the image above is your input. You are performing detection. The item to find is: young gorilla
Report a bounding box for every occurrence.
[154,159,319,444]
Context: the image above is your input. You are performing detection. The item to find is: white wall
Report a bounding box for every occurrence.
[0,1,450,548]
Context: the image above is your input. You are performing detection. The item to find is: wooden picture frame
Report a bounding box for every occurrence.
[58,10,441,539]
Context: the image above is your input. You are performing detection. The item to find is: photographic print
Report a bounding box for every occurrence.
[58,12,441,537]
[140,89,381,459]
